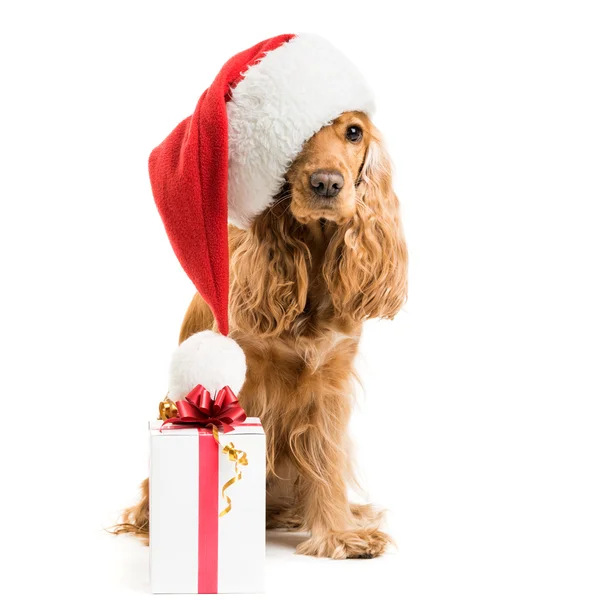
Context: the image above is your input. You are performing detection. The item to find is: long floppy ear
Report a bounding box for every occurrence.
[323,132,408,321]
[229,203,310,336]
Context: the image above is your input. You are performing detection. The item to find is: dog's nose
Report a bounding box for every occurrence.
[310,169,344,198]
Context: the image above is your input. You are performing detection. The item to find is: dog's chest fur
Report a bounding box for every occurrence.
[235,323,359,422]
[236,298,358,428]
[231,218,363,420]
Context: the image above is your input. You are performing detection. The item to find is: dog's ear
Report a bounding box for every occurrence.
[229,203,310,336]
[324,133,408,321]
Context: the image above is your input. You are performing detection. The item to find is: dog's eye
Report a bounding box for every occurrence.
[345,125,363,143]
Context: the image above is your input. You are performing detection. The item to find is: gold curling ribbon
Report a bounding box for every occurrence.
[211,425,248,518]
[158,396,178,420]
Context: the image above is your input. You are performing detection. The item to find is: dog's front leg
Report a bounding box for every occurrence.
[293,435,391,559]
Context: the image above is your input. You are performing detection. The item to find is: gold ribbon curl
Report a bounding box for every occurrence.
[211,425,248,517]
[158,397,178,420]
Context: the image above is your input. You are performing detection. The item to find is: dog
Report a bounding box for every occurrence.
[115,110,407,559]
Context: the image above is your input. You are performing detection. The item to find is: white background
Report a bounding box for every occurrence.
[1,1,599,598]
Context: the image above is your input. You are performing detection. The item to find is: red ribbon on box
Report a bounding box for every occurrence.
[160,384,249,593]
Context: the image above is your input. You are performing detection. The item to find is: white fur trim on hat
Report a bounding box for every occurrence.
[227,33,375,229]
[168,330,247,401]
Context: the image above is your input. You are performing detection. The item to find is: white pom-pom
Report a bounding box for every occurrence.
[168,331,247,401]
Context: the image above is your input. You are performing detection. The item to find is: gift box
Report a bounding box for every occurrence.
[149,416,266,594]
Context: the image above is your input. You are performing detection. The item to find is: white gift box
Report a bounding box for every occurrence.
[149,418,266,594]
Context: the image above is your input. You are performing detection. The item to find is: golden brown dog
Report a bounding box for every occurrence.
[115,111,407,558]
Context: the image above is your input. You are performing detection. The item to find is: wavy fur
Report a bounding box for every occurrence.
[324,135,407,320]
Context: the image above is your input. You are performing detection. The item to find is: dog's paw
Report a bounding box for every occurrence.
[295,528,391,559]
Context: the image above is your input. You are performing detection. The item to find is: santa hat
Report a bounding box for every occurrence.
[149,34,374,340]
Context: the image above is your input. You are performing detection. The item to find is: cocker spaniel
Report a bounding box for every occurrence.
[116,110,407,559]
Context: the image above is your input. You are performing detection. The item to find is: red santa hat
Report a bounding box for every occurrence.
[149,33,374,340]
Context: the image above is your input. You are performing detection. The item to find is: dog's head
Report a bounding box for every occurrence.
[230,111,407,335]
[285,111,372,225]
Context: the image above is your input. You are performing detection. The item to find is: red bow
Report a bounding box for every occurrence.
[161,384,246,433]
